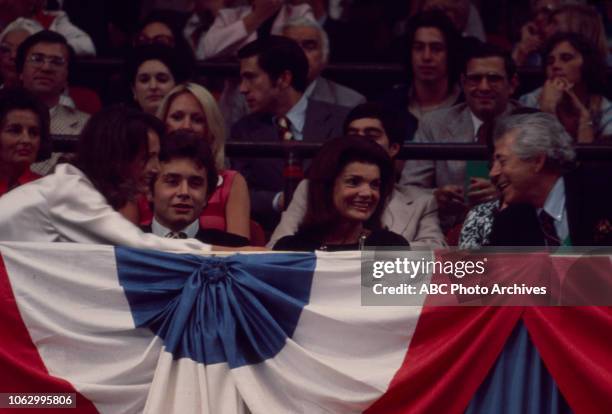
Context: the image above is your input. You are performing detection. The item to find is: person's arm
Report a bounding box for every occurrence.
[202,2,282,60]
[224,172,251,239]
[565,89,595,143]
[409,195,447,249]
[51,13,96,56]
[267,179,308,247]
[512,22,542,66]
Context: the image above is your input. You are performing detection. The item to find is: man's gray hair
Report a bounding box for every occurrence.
[282,17,330,64]
[494,112,576,172]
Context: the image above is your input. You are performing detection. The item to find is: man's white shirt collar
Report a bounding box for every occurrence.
[152,218,199,239]
[276,93,308,141]
[539,177,568,240]
[469,110,484,142]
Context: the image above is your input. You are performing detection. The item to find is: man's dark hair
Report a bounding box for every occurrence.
[237,35,309,92]
[462,42,516,79]
[404,10,462,90]
[16,30,75,76]
[301,136,395,236]
[0,87,51,161]
[343,102,405,148]
[158,129,218,200]
[74,105,165,210]
[125,44,193,87]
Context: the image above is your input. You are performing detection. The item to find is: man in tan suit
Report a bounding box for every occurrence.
[268,102,446,248]
[399,43,520,231]
[16,30,89,175]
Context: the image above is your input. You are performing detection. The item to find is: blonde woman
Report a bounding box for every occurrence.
[153,82,251,239]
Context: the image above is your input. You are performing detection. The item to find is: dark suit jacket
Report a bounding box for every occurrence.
[141,225,249,247]
[488,166,612,246]
[230,98,349,228]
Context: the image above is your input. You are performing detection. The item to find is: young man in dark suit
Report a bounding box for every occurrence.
[230,35,349,230]
[143,130,249,247]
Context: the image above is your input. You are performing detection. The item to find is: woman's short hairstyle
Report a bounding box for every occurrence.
[74,105,165,210]
[541,31,606,95]
[404,10,462,90]
[548,4,608,62]
[301,136,395,235]
[125,45,192,87]
[158,129,218,200]
[0,87,50,161]
[156,82,226,170]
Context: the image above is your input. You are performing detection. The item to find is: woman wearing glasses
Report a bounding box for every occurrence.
[0,18,42,89]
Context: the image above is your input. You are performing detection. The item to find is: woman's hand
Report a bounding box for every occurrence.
[539,77,569,113]
[512,22,543,65]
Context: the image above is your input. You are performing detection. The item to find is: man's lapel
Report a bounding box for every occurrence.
[303,99,333,141]
[564,170,585,244]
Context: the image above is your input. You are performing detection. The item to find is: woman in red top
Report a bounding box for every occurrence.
[0,87,49,196]
[154,82,251,239]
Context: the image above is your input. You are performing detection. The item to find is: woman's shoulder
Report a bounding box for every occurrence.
[272,233,318,252]
[367,229,410,247]
[518,87,542,108]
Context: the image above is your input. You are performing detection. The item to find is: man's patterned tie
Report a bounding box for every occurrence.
[276,116,294,141]
[538,210,561,246]
[165,232,187,239]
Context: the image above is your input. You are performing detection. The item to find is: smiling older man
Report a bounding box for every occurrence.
[487,112,612,246]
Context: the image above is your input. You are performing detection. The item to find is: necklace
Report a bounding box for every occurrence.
[319,230,369,251]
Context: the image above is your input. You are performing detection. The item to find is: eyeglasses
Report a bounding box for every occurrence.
[27,53,67,69]
[464,73,507,86]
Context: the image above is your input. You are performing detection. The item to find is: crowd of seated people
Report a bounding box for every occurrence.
[1,0,612,251]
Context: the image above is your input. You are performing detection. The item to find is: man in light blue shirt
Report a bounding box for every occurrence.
[230,35,348,230]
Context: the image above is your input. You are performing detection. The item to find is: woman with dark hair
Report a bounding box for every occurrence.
[126,45,192,115]
[0,87,50,196]
[273,136,409,251]
[0,105,221,251]
[519,32,612,142]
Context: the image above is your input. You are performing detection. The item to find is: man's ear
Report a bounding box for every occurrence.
[276,69,293,89]
[388,143,400,159]
[533,153,547,173]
